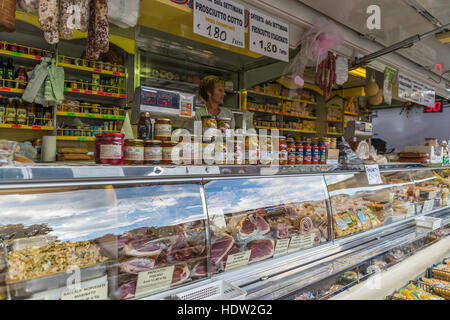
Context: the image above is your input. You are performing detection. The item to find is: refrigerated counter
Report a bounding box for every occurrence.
[0,164,449,300]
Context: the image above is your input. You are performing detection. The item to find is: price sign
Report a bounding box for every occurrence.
[249,9,289,62]
[422,199,434,213]
[225,251,251,272]
[61,282,108,300]
[193,0,245,48]
[273,238,290,258]
[135,266,175,297]
[398,72,435,106]
[407,204,415,216]
[365,164,383,185]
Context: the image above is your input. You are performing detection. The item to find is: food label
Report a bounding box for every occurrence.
[193,0,245,48]
[100,144,122,160]
[342,215,354,226]
[288,234,315,253]
[273,238,290,258]
[407,204,415,216]
[429,191,437,200]
[145,147,163,161]
[356,212,368,224]
[155,124,172,137]
[61,282,108,300]
[249,9,289,62]
[335,218,348,230]
[135,265,175,297]
[125,146,144,161]
[365,164,383,185]
[422,200,434,213]
[225,251,251,272]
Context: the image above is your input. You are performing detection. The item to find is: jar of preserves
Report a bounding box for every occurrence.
[95,133,125,165]
[7,43,18,52]
[330,138,337,149]
[138,112,152,140]
[5,98,16,124]
[259,135,273,165]
[319,143,327,164]
[144,140,162,165]
[15,99,27,125]
[103,63,112,71]
[124,139,144,165]
[311,143,319,164]
[217,117,232,137]
[245,133,259,165]
[296,141,304,165]
[162,141,180,165]
[16,66,28,89]
[287,138,296,165]
[201,115,218,142]
[214,141,227,165]
[234,134,245,165]
[154,118,172,142]
[80,102,91,113]
[303,142,312,165]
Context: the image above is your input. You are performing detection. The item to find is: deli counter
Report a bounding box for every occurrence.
[0,164,449,300]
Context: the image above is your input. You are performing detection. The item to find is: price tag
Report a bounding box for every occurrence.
[422,200,434,213]
[31,125,42,129]
[102,115,109,119]
[428,191,437,199]
[12,124,22,128]
[249,9,289,62]
[365,164,383,185]
[110,116,118,120]
[67,112,76,116]
[64,87,69,91]
[193,0,245,48]
[85,90,92,94]
[93,68,102,73]
[225,251,251,272]
[407,203,415,216]
[288,234,315,253]
[77,137,87,141]
[119,116,125,120]
[113,72,120,76]
[11,52,22,57]
[35,56,41,60]
[273,238,290,258]
[0,87,11,91]
[105,93,113,97]
[120,94,126,98]
[97,92,105,96]
[135,266,175,297]
[71,88,80,93]
[86,114,95,118]
[61,282,108,300]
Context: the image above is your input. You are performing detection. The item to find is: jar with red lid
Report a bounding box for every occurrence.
[95,133,125,165]
[287,138,296,165]
[296,141,304,165]
[311,143,319,164]
[279,136,287,165]
[303,142,312,164]
[319,143,327,164]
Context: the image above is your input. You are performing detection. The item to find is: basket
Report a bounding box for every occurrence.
[0,0,16,32]
[175,280,247,300]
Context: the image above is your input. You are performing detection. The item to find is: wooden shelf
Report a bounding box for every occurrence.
[56,111,125,120]
[246,90,317,105]
[0,124,53,130]
[247,107,317,120]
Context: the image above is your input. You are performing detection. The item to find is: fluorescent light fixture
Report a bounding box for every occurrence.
[349,67,367,78]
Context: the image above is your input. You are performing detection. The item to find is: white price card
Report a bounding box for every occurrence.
[273,238,290,258]
[193,0,245,48]
[225,250,251,272]
[422,200,434,213]
[288,234,314,253]
[61,282,108,300]
[398,73,412,101]
[365,164,383,185]
[135,266,175,297]
[407,203,415,217]
[249,9,289,62]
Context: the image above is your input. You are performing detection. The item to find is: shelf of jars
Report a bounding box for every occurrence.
[0,79,26,94]
[64,80,126,99]
[0,123,53,131]
[56,111,125,120]
[247,105,317,120]
[0,41,53,62]
[56,102,126,120]
[254,125,317,134]
[57,55,126,77]
[246,89,317,105]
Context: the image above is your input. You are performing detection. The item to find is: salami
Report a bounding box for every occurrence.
[75,0,90,32]
[86,0,99,60]
[44,28,59,45]
[59,0,75,39]
[39,0,59,33]
[315,52,336,100]
[18,0,40,14]
[300,217,313,233]
[94,0,109,53]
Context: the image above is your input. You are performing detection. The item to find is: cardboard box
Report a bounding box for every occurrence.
[327,149,339,164]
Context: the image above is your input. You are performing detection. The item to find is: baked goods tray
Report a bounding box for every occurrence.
[3,239,108,299]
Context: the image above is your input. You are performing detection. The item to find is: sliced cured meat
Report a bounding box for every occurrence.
[319,225,329,241]
[171,264,190,286]
[117,233,132,249]
[120,257,156,274]
[238,216,258,238]
[300,217,313,233]
[276,223,289,239]
[118,278,137,300]
[191,260,216,277]
[313,230,321,244]
[288,228,300,237]
[255,213,270,235]
[246,240,274,264]
[166,245,205,264]
[167,232,188,253]
[211,235,234,265]
[123,237,163,257]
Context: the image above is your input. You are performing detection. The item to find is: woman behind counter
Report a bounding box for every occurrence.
[192,75,235,130]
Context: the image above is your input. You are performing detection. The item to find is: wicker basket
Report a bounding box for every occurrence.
[0,0,16,32]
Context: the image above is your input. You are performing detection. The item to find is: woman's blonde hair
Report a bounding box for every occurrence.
[199,75,224,102]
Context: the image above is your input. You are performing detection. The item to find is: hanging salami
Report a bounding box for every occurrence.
[94,0,109,53]
[86,0,99,60]
[39,0,59,33]
[59,0,75,39]
[315,52,337,100]
[18,0,40,14]
[75,0,90,32]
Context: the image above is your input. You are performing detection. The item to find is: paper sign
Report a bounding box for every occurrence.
[193,0,245,48]
[407,204,415,216]
[288,234,314,253]
[422,200,434,213]
[398,72,435,106]
[365,164,383,185]
[428,191,437,200]
[273,238,290,258]
[249,9,289,62]
[61,282,108,300]
[179,94,195,118]
[225,250,251,272]
[135,265,175,297]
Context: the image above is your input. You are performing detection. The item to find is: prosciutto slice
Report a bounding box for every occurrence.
[118,279,137,300]
[211,235,234,265]
[247,240,274,264]
[123,237,163,257]
[171,264,190,286]
[120,257,156,274]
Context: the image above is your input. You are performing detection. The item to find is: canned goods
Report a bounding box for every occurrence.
[92,74,101,85]
[311,143,319,165]
[296,142,303,165]
[303,142,312,165]
[287,138,296,165]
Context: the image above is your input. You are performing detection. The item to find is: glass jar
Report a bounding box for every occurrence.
[234,134,244,165]
[144,140,162,165]
[245,133,259,165]
[278,136,287,165]
[201,115,217,142]
[15,99,27,125]
[162,141,179,165]
[330,138,337,149]
[154,118,172,142]
[5,99,16,124]
[287,138,296,165]
[311,143,319,164]
[15,66,28,89]
[259,135,272,165]
[217,117,232,137]
[303,142,312,165]
[138,112,152,140]
[295,141,304,165]
[80,102,91,113]
[103,63,112,71]
[124,139,144,165]
[95,133,125,165]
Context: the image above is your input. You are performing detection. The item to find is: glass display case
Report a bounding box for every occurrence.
[0,166,449,300]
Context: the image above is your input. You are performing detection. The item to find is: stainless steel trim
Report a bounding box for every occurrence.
[199,184,213,279]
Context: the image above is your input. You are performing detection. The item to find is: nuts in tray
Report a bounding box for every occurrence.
[7,241,108,282]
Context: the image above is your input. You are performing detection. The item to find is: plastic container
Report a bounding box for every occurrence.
[95,133,125,165]
[176,280,246,300]
[415,216,442,230]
